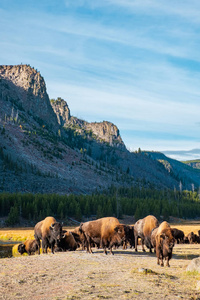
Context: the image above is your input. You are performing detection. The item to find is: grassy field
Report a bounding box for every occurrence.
[0,244,200,299]
[0,223,200,299]
[0,222,200,242]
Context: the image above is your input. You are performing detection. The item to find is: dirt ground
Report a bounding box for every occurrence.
[0,243,200,300]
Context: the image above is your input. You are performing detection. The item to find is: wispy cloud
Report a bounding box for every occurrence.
[1,1,200,157]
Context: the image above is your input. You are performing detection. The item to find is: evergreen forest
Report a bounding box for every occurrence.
[1,185,200,226]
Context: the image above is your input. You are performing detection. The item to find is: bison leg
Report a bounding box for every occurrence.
[85,235,93,254]
[35,238,40,255]
[42,239,48,254]
[101,239,108,255]
[50,241,55,254]
[160,255,164,267]
[157,257,160,265]
[166,257,170,267]
[109,247,114,255]
[141,238,146,252]
[123,241,127,250]
[134,235,138,252]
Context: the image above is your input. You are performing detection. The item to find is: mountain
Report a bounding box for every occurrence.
[0,64,200,194]
[144,151,200,189]
[163,149,200,162]
[182,159,200,170]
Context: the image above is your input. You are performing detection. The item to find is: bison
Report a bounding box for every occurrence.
[55,230,77,252]
[70,226,87,250]
[171,228,185,244]
[80,217,128,255]
[187,232,200,244]
[187,232,196,244]
[18,239,38,255]
[151,221,175,267]
[134,215,159,252]
[34,216,63,254]
[123,225,135,250]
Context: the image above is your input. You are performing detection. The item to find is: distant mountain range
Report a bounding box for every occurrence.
[162,149,200,162]
[0,64,200,194]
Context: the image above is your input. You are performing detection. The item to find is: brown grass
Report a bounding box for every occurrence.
[0,226,74,242]
[0,223,200,299]
[0,244,200,300]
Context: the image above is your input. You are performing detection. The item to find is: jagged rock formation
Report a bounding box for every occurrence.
[0,65,58,129]
[50,97,125,149]
[51,97,70,126]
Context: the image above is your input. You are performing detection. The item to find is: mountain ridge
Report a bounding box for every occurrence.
[0,64,199,193]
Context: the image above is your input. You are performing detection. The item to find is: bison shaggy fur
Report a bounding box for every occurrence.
[151,221,175,267]
[171,228,185,244]
[80,217,128,255]
[55,230,77,251]
[34,216,63,254]
[18,239,38,255]
[134,215,159,252]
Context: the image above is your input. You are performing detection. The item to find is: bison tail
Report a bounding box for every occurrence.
[79,223,84,233]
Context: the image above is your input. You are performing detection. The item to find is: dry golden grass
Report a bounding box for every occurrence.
[0,245,200,300]
[0,226,73,242]
[171,224,200,236]
[0,223,199,243]
[0,228,34,242]
[0,222,200,299]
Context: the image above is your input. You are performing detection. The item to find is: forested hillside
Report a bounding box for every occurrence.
[1,186,200,226]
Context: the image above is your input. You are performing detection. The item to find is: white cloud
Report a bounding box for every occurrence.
[1,1,200,157]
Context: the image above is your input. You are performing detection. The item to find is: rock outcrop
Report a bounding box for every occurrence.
[51,97,70,126]
[50,97,125,149]
[0,64,58,129]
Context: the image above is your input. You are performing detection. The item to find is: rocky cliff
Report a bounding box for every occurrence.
[51,97,125,149]
[0,65,58,129]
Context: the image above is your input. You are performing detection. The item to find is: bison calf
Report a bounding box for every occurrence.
[18,239,38,255]
[55,230,77,252]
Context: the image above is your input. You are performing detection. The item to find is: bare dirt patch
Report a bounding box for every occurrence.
[0,244,200,300]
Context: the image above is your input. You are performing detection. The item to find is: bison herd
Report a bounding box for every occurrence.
[17,215,200,267]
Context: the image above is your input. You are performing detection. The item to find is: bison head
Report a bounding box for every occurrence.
[160,232,175,256]
[114,225,126,241]
[50,222,63,241]
[18,243,26,255]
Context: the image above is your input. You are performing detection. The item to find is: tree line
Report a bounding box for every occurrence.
[1,185,200,225]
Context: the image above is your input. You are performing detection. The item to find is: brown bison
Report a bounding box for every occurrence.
[151,221,175,267]
[18,239,38,255]
[70,226,87,250]
[134,215,159,252]
[187,232,200,244]
[195,234,200,243]
[80,217,128,255]
[187,232,196,244]
[171,228,185,244]
[34,216,63,254]
[55,230,77,252]
[123,225,135,250]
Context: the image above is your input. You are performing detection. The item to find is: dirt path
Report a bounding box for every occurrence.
[0,244,200,300]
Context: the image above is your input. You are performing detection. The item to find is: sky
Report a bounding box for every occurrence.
[1,0,200,161]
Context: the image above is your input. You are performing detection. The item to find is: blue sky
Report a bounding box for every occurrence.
[1,0,200,160]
